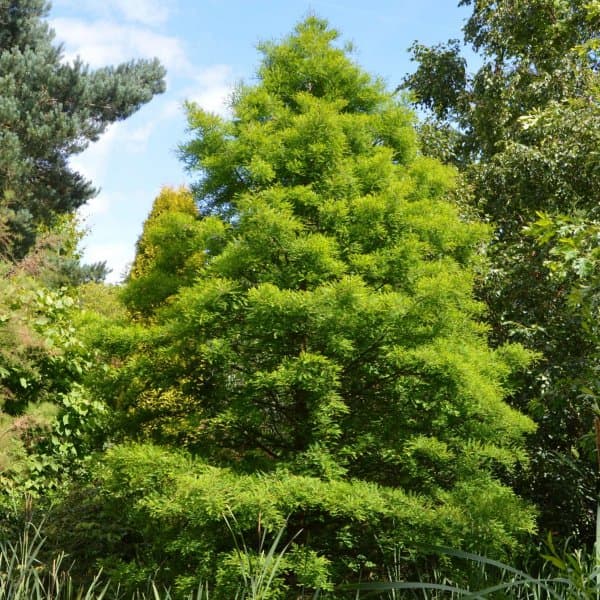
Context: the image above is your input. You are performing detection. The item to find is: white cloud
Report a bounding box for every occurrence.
[163,65,234,119]
[77,193,111,222]
[71,116,158,184]
[180,64,234,117]
[50,15,234,121]
[50,18,189,73]
[53,0,174,26]
[102,0,172,26]
[70,123,120,184]
[124,121,157,153]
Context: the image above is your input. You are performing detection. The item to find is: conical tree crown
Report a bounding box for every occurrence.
[124,186,226,317]
[129,186,198,282]
[127,17,537,491]
[182,17,417,219]
[107,20,536,571]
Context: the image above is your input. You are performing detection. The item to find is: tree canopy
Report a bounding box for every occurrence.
[4,4,597,596]
[0,0,165,258]
[64,17,540,594]
[404,0,600,544]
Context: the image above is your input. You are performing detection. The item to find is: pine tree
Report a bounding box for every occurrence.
[0,0,165,257]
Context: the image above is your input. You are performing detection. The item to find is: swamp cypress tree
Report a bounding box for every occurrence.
[68,18,538,594]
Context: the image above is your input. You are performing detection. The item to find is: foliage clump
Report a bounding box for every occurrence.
[0,264,107,499]
[404,0,600,545]
[0,0,165,258]
[60,17,541,596]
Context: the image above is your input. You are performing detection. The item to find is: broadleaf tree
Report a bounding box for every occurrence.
[404,0,600,545]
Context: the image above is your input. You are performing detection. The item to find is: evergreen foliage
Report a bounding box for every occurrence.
[2,2,588,593]
[0,0,165,258]
[123,186,214,318]
[0,0,154,503]
[51,442,535,598]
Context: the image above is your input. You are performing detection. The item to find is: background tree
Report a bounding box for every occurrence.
[9,213,110,287]
[121,186,225,318]
[0,0,163,514]
[68,18,537,595]
[0,0,166,258]
[404,0,600,544]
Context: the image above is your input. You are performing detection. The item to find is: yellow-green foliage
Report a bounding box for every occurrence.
[123,186,228,318]
[51,443,535,598]
[74,17,538,597]
[129,186,198,281]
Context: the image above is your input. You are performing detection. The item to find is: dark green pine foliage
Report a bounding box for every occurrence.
[404,0,600,544]
[0,0,165,257]
[81,18,536,593]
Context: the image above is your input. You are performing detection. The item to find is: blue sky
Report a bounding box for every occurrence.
[48,0,471,282]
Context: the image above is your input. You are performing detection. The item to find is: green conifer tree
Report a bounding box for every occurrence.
[71,18,537,594]
[168,18,533,489]
[122,186,219,317]
[0,0,165,257]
